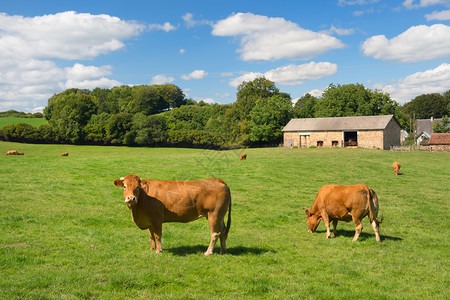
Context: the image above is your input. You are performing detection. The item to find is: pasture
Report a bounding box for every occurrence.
[0,117,47,128]
[1,142,448,299]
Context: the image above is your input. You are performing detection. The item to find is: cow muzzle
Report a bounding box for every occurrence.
[125,195,137,204]
[308,229,313,233]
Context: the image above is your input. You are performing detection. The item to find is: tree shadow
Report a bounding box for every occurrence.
[315,229,403,242]
[166,245,272,256]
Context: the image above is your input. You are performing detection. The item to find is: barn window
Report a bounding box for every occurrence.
[317,141,323,147]
[332,141,339,147]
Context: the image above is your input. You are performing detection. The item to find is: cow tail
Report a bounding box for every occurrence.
[368,188,382,224]
[225,191,231,236]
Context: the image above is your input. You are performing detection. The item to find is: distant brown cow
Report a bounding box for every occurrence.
[305,184,382,242]
[240,153,247,160]
[17,152,24,155]
[392,162,400,176]
[5,150,19,155]
[114,175,231,255]
[60,152,69,156]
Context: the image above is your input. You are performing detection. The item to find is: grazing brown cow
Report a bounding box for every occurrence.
[114,175,231,255]
[5,150,19,155]
[17,152,24,155]
[305,184,382,242]
[240,153,247,160]
[392,162,400,176]
[60,152,69,156]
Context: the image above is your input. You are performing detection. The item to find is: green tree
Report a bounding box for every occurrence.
[249,94,293,144]
[293,93,317,118]
[401,93,449,119]
[107,113,133,145]
[84,113,110,144]
[433,115,449,133]
[45,90,97,143]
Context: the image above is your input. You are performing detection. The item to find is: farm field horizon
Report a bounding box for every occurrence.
[1,142,448,299]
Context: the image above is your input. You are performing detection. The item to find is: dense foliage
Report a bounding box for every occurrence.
[1,79,444,148]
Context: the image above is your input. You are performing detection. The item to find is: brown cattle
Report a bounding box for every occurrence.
[60,152,69,156]
[5,150,19,155]
[392,162,400,176]
[114,175,231,255]
[305,184,382,242]
[240,153,247,160]
[17,152,24,155]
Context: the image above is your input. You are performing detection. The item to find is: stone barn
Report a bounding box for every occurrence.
[282,115,401,150]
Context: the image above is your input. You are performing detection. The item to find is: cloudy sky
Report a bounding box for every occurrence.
[1,0,449,112]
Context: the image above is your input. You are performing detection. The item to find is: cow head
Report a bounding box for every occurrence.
[114,175,143,208]
[305,209,321,233]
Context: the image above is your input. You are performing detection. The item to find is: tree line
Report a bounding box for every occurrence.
[1,78,449,148]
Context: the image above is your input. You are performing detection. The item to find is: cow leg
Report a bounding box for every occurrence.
[332,219,338,237]
[152,224,163,253]
[147,229,156,250]
[219,220,227,254]
[352,219,363,242]
[371,220,381,242]
[204,215,221,256]
[322,212,331,239]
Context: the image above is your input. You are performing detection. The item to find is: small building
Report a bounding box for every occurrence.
[282,115,401,150]
[419,133,450,152]
[415,117,450,145]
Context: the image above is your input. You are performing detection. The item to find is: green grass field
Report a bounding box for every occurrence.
[1,142,448,299]
[0,117,47,128]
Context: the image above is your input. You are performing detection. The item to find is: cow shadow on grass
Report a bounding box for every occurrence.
[315,229,402,242]
[166,245,271,256]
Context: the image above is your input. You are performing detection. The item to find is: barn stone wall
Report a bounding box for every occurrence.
[358,130,384,149]
[419,144,450,152]
[283,132,300,148]
[310,131,342,148]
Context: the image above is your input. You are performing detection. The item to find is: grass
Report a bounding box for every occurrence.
[0,142,448,299]
[0,117,47,128]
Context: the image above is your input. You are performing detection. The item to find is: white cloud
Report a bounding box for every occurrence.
[374,63,450,103]
[425,10,450,20]
[182,13,211,28]
[321,25,355,36]
[307,88,326,98]
[361,24,450,62]
[150,74,175,85]
[179,48,186,54]
[212,12,345,61]
[148,22,177,32]
[195,97,217,104]
[0,11,145,111]
[0,11,145,60]
[403,0,450,9]
[229,62,337,87]
[181,70,208,80]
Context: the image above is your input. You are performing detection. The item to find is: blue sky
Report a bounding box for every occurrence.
[1,0,449,112]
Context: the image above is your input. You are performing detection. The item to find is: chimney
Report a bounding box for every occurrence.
[431,117,434,121]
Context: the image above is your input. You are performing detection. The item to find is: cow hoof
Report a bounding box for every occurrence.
[204,251,213,256]
[155,250,162,254]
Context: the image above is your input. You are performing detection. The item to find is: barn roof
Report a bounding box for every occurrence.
[429,133,450,145]
[282,115,397,132]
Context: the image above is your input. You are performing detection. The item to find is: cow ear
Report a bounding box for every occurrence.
[305,209,310,216]
[114,179,124,187]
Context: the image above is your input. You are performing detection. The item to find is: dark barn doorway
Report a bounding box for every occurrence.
[344,131,358,147]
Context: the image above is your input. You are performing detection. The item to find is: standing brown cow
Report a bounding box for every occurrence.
[392,162,400,176]
[240,153,247,160]
[114,175,231,255]
[305,184,382,242]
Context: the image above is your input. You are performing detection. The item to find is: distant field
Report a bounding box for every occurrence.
[0,142,448,299]
[0,117,47,128]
